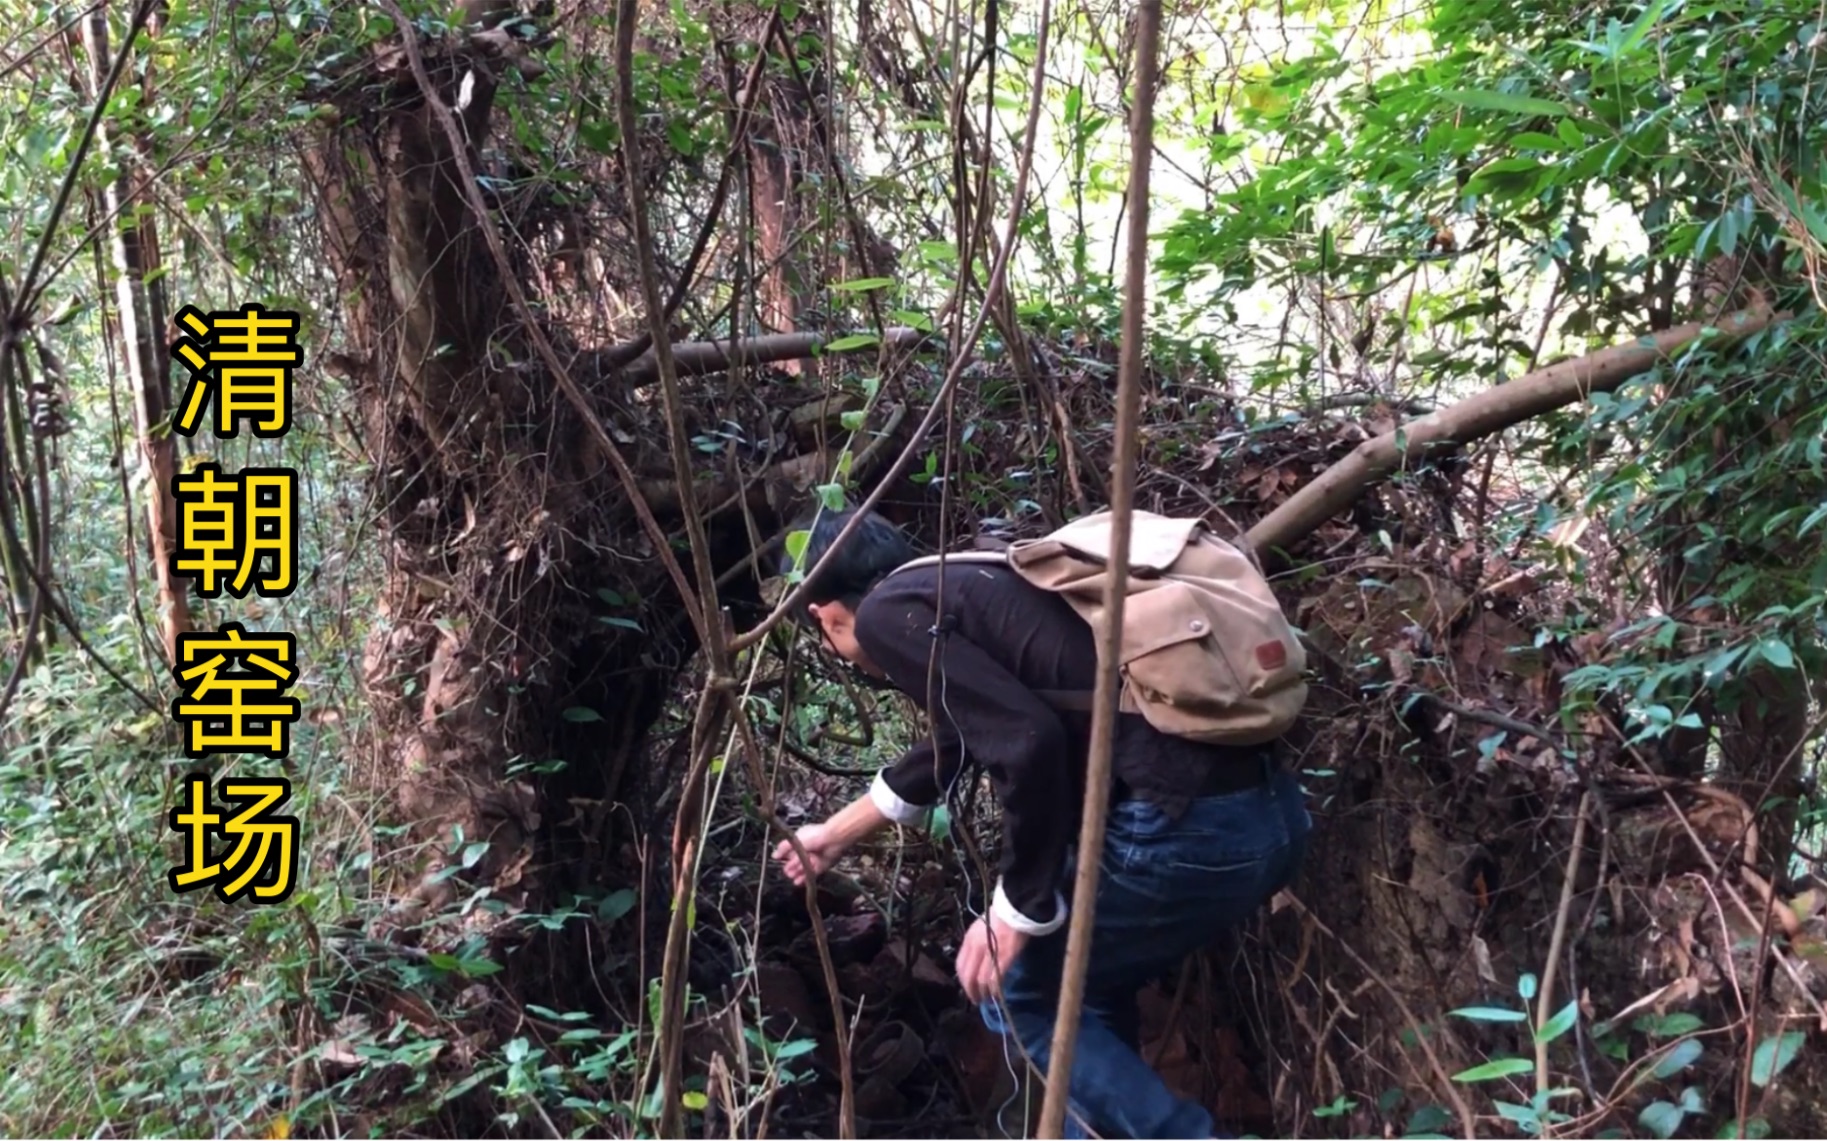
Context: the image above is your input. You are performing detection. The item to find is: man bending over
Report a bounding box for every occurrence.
[772,508,1311,1139]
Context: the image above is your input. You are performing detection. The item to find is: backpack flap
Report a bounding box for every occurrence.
[1117,579,1300,744]
[1007,509,1200,575]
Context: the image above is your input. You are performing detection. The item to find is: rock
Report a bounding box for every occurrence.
[854,1074,908,1119]
[876,937,956,1006]
[933,1006,1029,1137]
[837,960,894,1011]
[787,910,886,973]
[755,961,823,1035]
[825,911,887,966]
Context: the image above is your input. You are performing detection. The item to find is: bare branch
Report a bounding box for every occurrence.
[609,326,941,384]
[1245,307,1783,556]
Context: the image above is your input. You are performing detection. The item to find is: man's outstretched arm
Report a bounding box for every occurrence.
[773,790,894,885]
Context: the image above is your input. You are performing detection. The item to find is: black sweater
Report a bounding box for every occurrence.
[853,560,1274,931]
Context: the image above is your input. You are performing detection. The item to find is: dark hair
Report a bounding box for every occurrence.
[780,506,915,611]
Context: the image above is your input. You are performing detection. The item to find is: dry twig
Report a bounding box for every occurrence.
[1535,790,1593,1102]
[1036,0,1158,1134]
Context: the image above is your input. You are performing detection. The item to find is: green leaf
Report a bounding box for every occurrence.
[1718,1118,1771,1140]
[816,482,847,512]
[1749,1031,1804,1087]
[1518,973,1539,1001]
[1639,1100,1685,1139]
[916,240,958,263]
[453,955,502,978]
[1720,206,1741,257]
[1406,1105,1451,1135]
[1535,1000,1579,1043]
[1760,639,1796,670]
[682,1090,708,1111]
[461,840,489,868]
[1450,1006,1530,1022]
[563,706,603,722]
[1651,1036,1702,1073]
[559,1027,605,1042]
[927,803,952,843]
[1511,131,1565,151]
[830,276,895,293]
[597,615,643,631]
[840,409,867,431]
[1620,0,1672,53]
[1495,1100,1540,1130]
[784,529,810,565]
[1796,502,1827,537]
[1312,1095,1357,1118]
[823,333,879,353]
[1453,1057,1534,1082]
[1637,1012,1705,1039]
[775,1038,817,1060]
[597,888,637,922]
[1443,89,1570,118]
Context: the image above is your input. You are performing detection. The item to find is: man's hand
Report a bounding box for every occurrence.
[956,914,1029,1004]
[772,791,896,886]
[772,822,846,886]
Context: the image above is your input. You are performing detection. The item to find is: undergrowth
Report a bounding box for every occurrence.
[0,649,345,1136]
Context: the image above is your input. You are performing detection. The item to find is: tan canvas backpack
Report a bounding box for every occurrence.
[889,509,1307,746]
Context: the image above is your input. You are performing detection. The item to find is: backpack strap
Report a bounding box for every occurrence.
[1030,688,1144,715]
[883,550,1010,578]
[882,550,1143,716]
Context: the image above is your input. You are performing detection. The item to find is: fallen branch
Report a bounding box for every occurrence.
[590,20,780,374]
[615,326,940,383]
[1245,307,1782,555]
[1407,690,1561,749]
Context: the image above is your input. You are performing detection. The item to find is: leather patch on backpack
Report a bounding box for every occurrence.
[1255,641,1288,671]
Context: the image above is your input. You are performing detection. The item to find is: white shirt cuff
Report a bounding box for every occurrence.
[869,771,930,825]
[992,880,1068,936]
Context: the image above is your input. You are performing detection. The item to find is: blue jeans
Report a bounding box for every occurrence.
[980,768,1310,1139]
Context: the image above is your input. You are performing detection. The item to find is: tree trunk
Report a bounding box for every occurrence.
[302,21,784,948]
[307,31,626,917]
[80,7,192,666]
[750,117,807,340]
